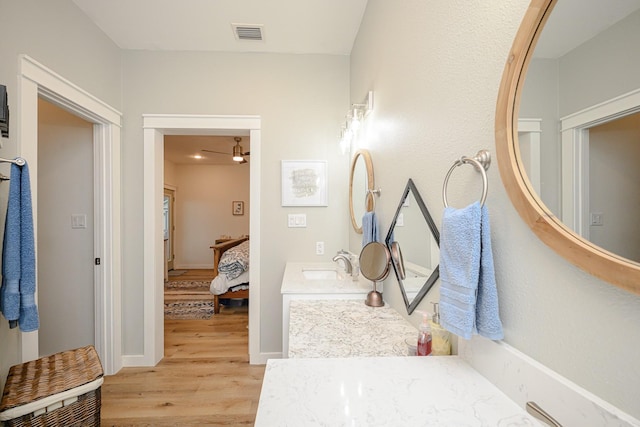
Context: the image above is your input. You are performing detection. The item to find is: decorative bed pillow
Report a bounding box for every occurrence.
[218,240,250,279]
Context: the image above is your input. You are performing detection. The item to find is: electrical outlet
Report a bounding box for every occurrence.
[316,241,324,255]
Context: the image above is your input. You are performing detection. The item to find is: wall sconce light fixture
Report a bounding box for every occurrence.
[340,91,373,154]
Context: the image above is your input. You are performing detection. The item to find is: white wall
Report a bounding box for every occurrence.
[559,9,640,117]
[164,159,178,187]
[121,51,350,355]
[350,0,640,418]
[172,164,250,268]
[37,98,95,356]
[0,0,121,393]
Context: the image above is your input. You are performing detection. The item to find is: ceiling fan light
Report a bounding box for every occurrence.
[233,143,244,161]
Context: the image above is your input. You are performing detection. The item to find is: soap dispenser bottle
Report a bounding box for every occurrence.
[430,302,451,356]
[416,311,432,356]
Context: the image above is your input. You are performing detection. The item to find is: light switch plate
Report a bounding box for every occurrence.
[71,214,87,229]
[287,213,307,228]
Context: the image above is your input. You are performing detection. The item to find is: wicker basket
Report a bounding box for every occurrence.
[0,345,104,427]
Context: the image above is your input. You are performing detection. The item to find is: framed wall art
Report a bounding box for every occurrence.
[281,160,328,206]
[232,201,244,215]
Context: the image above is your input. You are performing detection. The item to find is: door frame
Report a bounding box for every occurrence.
[560,87,640,236]
[141,114,261,366]
[163,186,176,274]
[18,55,122,374]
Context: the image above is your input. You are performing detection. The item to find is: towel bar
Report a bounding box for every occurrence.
[442,150,490,208]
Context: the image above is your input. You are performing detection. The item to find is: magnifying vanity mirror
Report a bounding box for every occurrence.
[359,241,390,307]
[349,149,375,234]
[385,179,440,314]
[495,0,640,295]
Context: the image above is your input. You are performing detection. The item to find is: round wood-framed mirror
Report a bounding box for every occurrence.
[495,0,640,295]
[349,149,375,234]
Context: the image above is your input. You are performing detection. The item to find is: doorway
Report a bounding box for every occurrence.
[142,115,262,366]
[164,187,176,276]
[18,55,122,374]
[37,98,95,357]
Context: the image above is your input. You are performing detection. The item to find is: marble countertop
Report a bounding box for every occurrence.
[281,262,372,294]
[255,356,541,426]
[288,300,418,358]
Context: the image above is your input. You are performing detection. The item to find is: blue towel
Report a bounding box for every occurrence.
[0,161,39,332]
[439,201,503,340]
[362,211,380,247]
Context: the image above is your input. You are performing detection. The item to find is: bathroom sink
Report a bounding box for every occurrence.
[302,268,339,280]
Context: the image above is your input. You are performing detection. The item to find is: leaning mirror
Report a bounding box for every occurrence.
[349,149,375,233]
[495,0,640,295]
[385,179,440,314]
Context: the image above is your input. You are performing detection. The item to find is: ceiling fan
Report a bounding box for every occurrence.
[202,137,250,163]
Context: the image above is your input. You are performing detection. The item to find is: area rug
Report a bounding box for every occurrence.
[164,280,215,320]
[165,280,210,292]
[164,299,216,320]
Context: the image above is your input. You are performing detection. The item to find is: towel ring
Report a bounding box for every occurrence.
[0,157,26,166]
[442,150,490,208]
[365,188,381,212]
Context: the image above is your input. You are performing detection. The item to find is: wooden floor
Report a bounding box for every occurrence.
[166,268,217,283]
[101,270,264,426]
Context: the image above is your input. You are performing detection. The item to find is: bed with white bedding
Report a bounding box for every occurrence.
[209,237,249,313]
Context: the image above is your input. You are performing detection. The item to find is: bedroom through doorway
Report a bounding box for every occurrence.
[163,135,250,324]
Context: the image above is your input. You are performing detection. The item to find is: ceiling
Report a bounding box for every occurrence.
[71,1,368,165]
[534,0,640,58]
[164,135,251,166]
[71,0,369,55]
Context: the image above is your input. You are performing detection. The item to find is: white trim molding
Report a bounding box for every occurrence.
[560,88,640,237]
[18,55,122,375]
[141,114,263,366]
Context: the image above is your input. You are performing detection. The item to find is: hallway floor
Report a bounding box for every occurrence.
[101,283,263,426]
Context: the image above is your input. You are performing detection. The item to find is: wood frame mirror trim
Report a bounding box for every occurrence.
[349,149,375,234]
[495,0,640,295]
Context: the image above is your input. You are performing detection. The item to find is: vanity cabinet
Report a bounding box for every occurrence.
[288,300,417,358]
[281,262,372,356]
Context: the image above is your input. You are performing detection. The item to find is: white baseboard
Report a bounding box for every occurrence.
[120,354,150,368]
[459,336,640,427]
[175,264,213,270]
[251,351,281,365]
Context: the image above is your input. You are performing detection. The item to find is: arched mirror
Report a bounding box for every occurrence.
[495,0,640,295]
[349,149,375,233]
[385,179,440,314]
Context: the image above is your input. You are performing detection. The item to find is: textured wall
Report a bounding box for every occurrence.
[0,0,121,395]
[350,0,640,418]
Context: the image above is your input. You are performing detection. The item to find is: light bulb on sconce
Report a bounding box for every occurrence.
[338,91,373,154]
[339,125,353,155]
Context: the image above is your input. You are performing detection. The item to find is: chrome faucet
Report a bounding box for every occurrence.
[332,251,353,274]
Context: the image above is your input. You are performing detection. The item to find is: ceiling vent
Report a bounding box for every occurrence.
[232,24,264,41]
